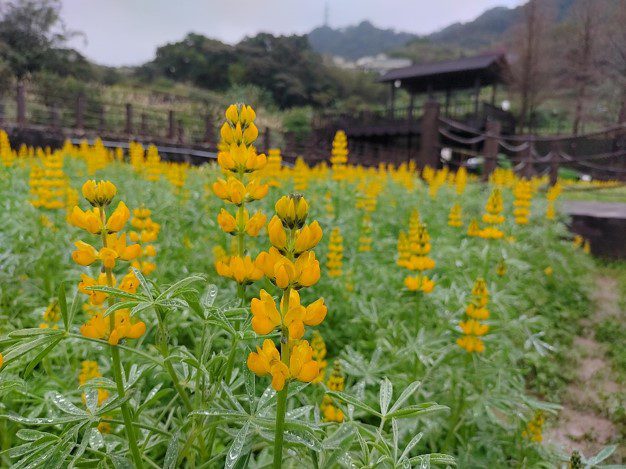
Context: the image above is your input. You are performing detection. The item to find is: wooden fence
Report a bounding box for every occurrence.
[1,85,625,182]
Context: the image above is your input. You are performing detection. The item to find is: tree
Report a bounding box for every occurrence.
[146,33,234,90]
[603,0,626,122]
[509,0,555,132]
[561,0,604,134]
[0,0,72,80]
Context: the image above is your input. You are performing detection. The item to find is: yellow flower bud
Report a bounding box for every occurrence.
[225,104,239,123]
[82,180,117,207]
[275,194,308,228]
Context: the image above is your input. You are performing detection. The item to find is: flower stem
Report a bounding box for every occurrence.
[273,289,292,469]
[273,382,289,469]
[154,306,193,412]
[111,343,144,468]
[99,207,143,468]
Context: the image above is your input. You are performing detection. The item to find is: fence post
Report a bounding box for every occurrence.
[168,110,175,139]
[549,141,561,186]
[16,82,26,127]
[482,120,501,181]
[204,113,214,144]
[125,103,133,134]
[50,104,60,129]
[177,119,184,143]
[417,100,440,169]
[75,94,85,130]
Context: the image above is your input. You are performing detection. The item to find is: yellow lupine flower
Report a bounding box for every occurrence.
[275,194,308,229]
[69,206,103,234]
[82,180,117,207]
[289,340,320,383]
[255,248,321,289]
[247,339,290,391]
[215,255,264,285]
[80,310,146,346]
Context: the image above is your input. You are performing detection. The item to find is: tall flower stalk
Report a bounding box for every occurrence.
[249,194,326,468]
[213,104,268,303]
[69,180,145,468]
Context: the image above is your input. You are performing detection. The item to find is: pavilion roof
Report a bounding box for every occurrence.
[378,52,509,93]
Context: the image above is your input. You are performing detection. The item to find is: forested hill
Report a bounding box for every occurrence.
[307,21,416,60]
[307,0,579,59]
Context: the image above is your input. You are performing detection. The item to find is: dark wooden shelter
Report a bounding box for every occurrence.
[379,51,510,121]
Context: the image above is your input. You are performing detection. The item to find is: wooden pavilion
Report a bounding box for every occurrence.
[379,51,511,126]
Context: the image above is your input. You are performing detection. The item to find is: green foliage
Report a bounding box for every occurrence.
[0,0,91,80]
[282,107,312,143]
[0,154,605,467]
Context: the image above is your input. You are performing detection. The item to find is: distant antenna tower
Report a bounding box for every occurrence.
[324,2,329,26]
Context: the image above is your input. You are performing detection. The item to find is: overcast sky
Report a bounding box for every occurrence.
[60,0,524,66]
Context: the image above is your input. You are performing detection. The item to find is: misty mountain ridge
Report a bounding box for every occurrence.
[307,0,579,61]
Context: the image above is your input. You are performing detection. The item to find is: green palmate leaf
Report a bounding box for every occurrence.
[24,335,64,377]
[587,445,617,465]
[225,421,250,469]
[389,381,421,413]
[244,371,255,402]
[220,381,246,413]
[326,391,382,417]
[78,377,116,391]
[379,378,393,415]
[8,328,61,339]
[10,439,58,466]
[400,432,424,461]
[256,385,276,412]
[286,405,314,420]
[130,301,156,316]
[43,426,80,469]
[84,285,145,301]
[2,333,65,364]
[68,427,91,468]
[387,403,449,420]
[201,284,218,308]
[8,437,54,460]
[66,288,81,333]
[157,274,206,300]
[84,389,99,414]
[4,414,86,426]
[408,453,457,466]
[103,300,139,317]
[16,429,50,442]
[281,430,323,451]
[282,419,320,441]
[322,424,354,449]
[190,409,247,419]
[131,266,154,299]
[46,392,88,416]
[0,379,25,394]
[321,431,355,468]
[163,429,181,469]
[182,291,204,319]
[392,418,399,461]
[95,394,133,416]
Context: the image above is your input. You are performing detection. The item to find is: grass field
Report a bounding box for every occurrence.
[0,108,622,467]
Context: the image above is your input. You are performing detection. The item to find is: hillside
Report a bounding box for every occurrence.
[308,21,415,60]
[307,0,580,61]
[427,0,576,49]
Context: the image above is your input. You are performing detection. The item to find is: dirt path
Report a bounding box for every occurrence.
[544,275,623,460]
